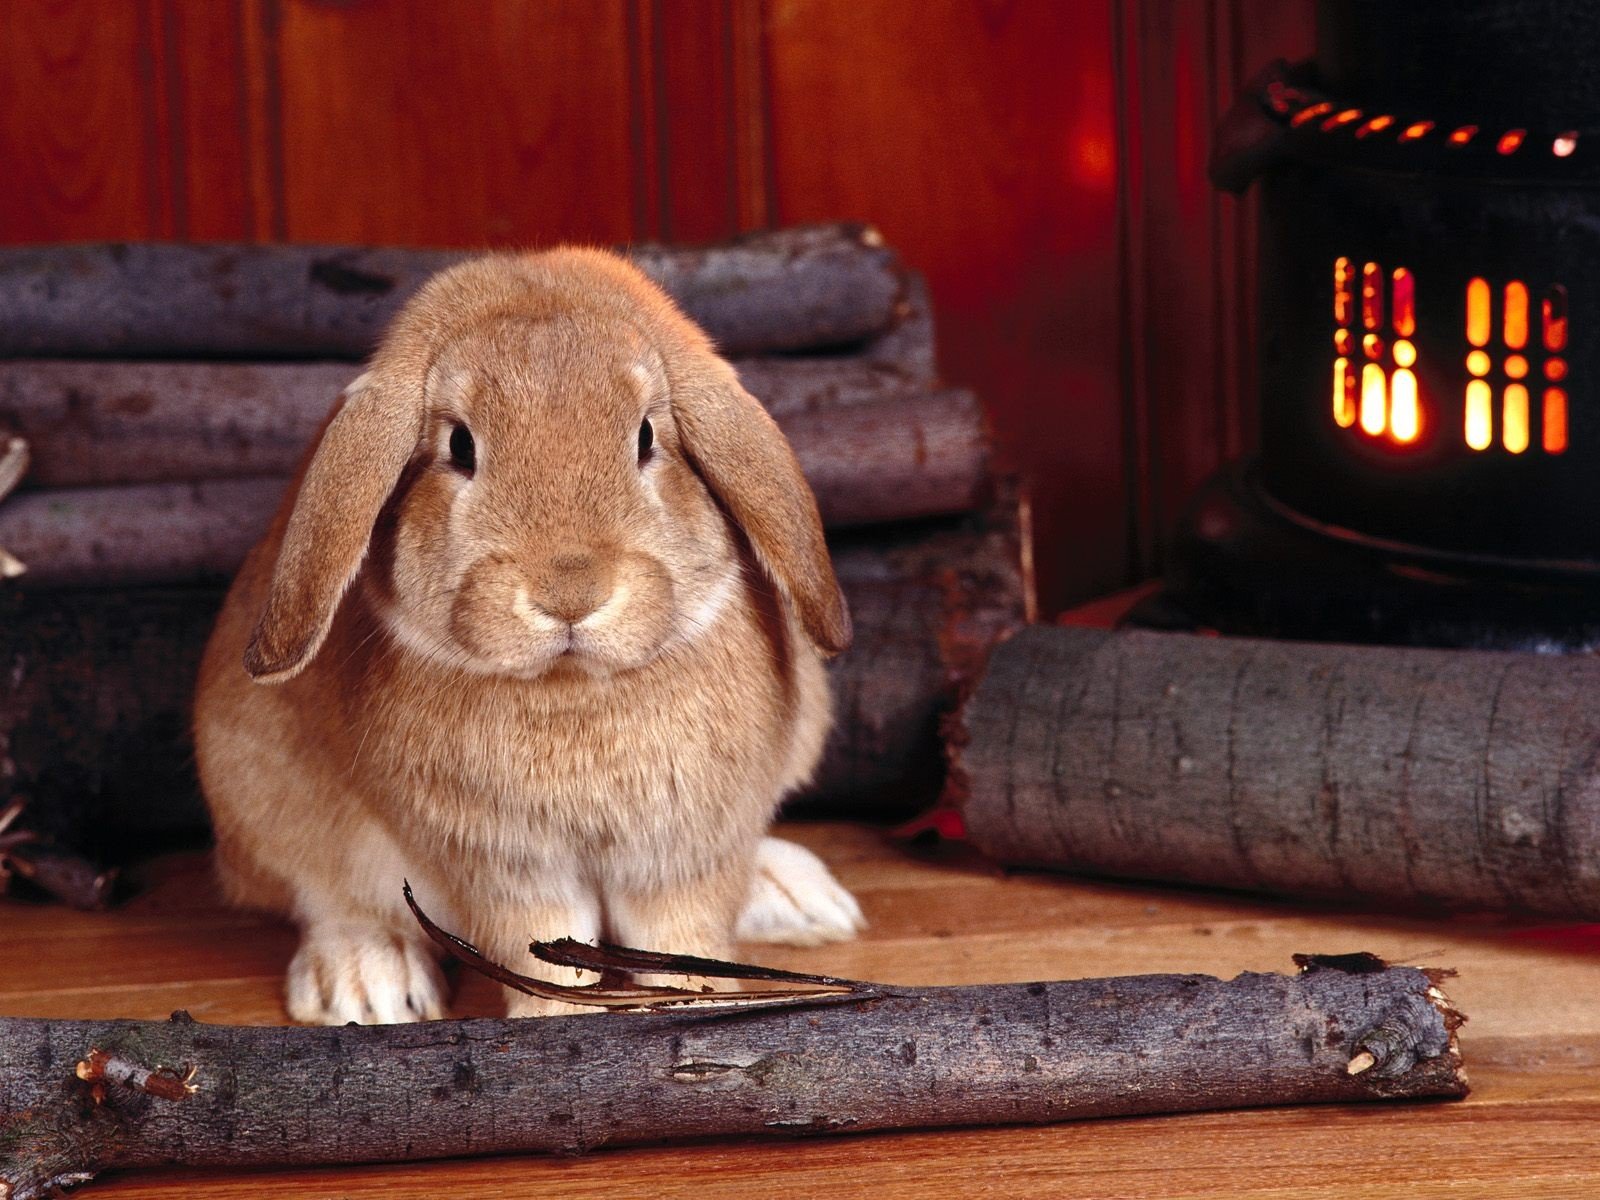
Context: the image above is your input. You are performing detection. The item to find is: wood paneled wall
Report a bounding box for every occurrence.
[0,0,1314,612]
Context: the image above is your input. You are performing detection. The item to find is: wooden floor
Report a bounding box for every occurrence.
[4,821,1599,1198]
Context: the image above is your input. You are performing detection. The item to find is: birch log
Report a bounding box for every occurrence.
[953,625,1600,919]
[0,356,942,488]
[0,224,905,360]
[0,956,1465,1200]
[1,503,1029,852]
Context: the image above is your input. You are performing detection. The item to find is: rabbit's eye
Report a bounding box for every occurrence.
[448,423,476,475]
[637,417,654,464]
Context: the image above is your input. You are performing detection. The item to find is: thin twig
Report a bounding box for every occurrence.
[403,882,877,1013]
[0,435,29,577]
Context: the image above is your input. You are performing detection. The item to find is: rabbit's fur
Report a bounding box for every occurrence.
[195,248,862,1024]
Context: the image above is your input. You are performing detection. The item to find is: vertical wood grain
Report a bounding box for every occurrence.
[268,0,637,247]
[0,0,166,240]
[764,0,1125,610]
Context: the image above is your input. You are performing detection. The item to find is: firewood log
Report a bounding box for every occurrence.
[0,391,989,587]
[0,224,905,360]
[952,625,1600,919]
[0,955,1465,1200]
[1,501,1029,855]
[0,355,944,488]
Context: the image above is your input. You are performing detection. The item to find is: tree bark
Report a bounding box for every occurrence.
[0,390,989,587]
[952,626,1600,919]
[0,224,906,360]
[0,956,1465,1199]
[0,356,942,488]
[1,501,1029,855]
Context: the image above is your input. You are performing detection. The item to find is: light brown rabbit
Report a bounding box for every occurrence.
[194,247,864,1024]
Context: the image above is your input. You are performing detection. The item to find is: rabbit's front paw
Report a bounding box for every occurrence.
[735,836,865,947]
[286,924,447,1025]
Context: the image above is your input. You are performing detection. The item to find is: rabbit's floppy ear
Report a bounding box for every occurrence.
[673,366,852,656]
[244,371,422,682]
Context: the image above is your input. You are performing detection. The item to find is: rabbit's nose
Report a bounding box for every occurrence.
[531,551,612,624]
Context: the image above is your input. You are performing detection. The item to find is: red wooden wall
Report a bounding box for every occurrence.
[0,0,1314,612]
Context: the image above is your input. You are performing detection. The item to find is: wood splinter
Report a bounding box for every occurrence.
[0,435,28,577]
[74,1049,197,1103]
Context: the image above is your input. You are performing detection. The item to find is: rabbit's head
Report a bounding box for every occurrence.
[242,248,850,684]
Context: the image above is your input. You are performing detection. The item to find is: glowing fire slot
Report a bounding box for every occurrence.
[1333,358,1356,427]
[1391,268,1415,336]
[1544,388,1569,454]
[1546,358,1568,381]
[1465,380,1493,450]
[1361,262,1384,331]
[1335,328,1353,355]
[1555,132,1579,158]
[1543,284,1568,351]
[1505,354,1529,380]
[1503,384,1530,453]
[1389,369,1420,443]
[1394,339,1416,368]
[1449,125,1479,145]
[1334,257,1353,326]
[1398,120,1435,142]
[1292,101,1335,128]
[1356,115,1395,139]
[1466,278,1491,347]
[1497,129,1526,155]
[1323,108,1363,131]
[1363,333,1384,360]
[1467,349,1491,376]
[1359,363,1387,436]
[1504,282,1529,349]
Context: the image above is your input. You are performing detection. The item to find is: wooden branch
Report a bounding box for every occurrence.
[0,391,989,587]
[952,626,1600,919]
[0,224,905,360]
[0,355,942,488]
[1,501,1030,855]
[0,954,1465,1199]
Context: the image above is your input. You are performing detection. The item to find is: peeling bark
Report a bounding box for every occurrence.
[0,955,1465,1199]
[954,626,1600,918]
[0,225,906,360]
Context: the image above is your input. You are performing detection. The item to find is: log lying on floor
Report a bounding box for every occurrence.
[0,224,905,360]
[0,355,943,488]
[0,954,1465,1199]
[952,626,1600,919]
[0,391,989,587]
[1,500,1029,852]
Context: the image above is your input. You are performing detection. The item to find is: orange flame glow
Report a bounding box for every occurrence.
[1504,282,1529,349]
[1361,262,1384,331]
[1334,257,1353,326]
[1360,363,1387,435]
[1389,369,1420,443]
[1543,284,1568,351]
[1391,268,1415,336]
[1333,358,1355,427]
[1503,384,1530,453]
[1465,380,1493,450]
[1466,278,1491,347]
[1398,120,1435,142]
[1544,388,1569,453]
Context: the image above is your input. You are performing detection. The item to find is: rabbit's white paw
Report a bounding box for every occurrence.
[286,923,447,1025]
[736,836,865,947]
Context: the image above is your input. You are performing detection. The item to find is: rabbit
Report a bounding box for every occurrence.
[193,246,864,1025]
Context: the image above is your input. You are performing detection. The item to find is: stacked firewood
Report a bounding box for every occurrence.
[0,225,1032,884]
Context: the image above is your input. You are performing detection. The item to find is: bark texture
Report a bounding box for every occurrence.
[0,391,988,587]
[954,625,1600,918]
[0,957,1465,1199]
[0,224,905,360]
[2,503,1029,853]
[0,355,946,488]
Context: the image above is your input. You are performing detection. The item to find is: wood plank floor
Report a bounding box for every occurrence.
[4,821,1598,1198]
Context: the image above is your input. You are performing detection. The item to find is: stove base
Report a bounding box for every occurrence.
[1146,462,1600,653]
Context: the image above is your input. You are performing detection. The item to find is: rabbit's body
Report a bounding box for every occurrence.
[195,248,859,1023]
